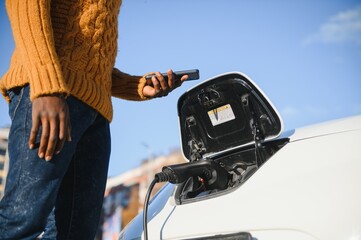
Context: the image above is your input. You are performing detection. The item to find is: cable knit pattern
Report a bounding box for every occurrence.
[0,0,148,122]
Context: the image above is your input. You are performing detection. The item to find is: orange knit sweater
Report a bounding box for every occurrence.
[0,0,149,122]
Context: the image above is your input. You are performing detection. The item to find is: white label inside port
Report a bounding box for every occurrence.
[208,104,235,126]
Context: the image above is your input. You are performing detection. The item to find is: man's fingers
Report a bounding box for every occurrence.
[67,123,72,142]
[45,117,60,161]
[29,116,40,149]
[38,119,50,159]
[55,113,69,155]
[167,69,175,88]
[151,76,161,93]
[144,70,185,98]
[156,72,168,91]
[180,74,189,82]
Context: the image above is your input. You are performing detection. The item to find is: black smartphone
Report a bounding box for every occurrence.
[145,69,200,81]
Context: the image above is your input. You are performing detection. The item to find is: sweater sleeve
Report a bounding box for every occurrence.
[111,68,150,101]
[5,0,68,100]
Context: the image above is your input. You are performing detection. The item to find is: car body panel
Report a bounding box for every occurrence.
[148,125,361,240]
[289,115,361,142]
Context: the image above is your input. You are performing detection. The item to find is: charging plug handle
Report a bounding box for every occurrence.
[158,159,229,190]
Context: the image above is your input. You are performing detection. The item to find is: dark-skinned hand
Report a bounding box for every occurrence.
[29,95,71,161]
[143,69,188,98]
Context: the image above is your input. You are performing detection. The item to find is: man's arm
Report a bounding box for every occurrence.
[6,0,71,160]
[111,68,188,100]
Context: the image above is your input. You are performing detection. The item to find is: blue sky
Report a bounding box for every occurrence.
[1,0,361,177]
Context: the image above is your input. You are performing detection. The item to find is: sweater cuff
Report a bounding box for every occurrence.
[0,81,9,103]
[29,62,69,100]
[111,69,151,101]
[137,75,149,100]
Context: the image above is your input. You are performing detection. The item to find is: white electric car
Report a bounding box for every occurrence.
[119,72,361,240]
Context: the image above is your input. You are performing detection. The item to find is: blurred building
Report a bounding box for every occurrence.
[0,127,10,199]
[97,150,186,240]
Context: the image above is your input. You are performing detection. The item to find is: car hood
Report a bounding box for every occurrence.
[177,72,283,161]
[288,115,361,142]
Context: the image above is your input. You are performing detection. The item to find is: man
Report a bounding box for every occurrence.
[0,0,187,239]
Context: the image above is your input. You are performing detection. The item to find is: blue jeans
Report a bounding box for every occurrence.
[0,85,111,239]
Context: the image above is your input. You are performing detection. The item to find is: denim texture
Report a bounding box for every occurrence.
[0,85,111,239]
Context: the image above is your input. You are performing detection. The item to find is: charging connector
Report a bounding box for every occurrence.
[157,159,228,189]
[143,159,229,240]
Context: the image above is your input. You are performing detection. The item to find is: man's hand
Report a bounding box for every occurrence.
[143,69,188,98]
[29,95,71,161]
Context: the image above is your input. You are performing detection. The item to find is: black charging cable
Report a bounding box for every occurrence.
[143,176,158,240]
[143,172,174,240]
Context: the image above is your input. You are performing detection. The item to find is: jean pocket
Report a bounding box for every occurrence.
[8,86,25,120]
